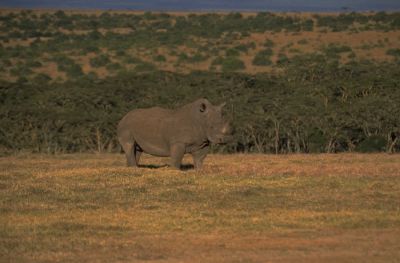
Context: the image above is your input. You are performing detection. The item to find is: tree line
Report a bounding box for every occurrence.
[1,54,399,155]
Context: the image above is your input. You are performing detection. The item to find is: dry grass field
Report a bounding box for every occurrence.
[1,153,400,262]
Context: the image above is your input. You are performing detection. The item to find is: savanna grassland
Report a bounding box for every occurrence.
[1,10,400,262]
[1,9,400,81]
[1,153,400,262]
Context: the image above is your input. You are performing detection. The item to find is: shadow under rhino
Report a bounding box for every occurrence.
[138,164,194,170]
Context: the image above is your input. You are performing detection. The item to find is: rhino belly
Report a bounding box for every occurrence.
[135,136,170,157]
[132,124,171,157]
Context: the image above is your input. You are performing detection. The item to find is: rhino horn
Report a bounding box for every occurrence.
[218,102,226,110]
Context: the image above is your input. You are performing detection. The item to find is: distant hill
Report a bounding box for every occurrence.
[1,0,400,12]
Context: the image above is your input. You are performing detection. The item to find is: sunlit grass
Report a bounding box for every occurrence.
[1,153,400,261]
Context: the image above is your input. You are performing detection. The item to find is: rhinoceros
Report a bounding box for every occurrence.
[117,98,232,169]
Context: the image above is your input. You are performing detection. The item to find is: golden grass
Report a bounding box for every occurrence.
[1,153,400,262]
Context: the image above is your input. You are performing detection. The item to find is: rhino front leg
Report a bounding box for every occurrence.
[170,143,185,169]
[192,147,209,170]
[120,141,135,167]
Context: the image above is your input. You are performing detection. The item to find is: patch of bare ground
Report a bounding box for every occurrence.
[33,60,66,81]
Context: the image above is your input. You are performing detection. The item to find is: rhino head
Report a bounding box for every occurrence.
[197,99,233,144]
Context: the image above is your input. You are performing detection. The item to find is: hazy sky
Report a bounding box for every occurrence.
[1,0,400,11]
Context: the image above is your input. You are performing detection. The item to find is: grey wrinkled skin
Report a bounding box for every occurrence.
[117,98,232,170]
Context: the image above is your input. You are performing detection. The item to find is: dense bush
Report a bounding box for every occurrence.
[226,48,240,57]
[123,56,142,64]
[324,44,352,54]
[90,54,111,68]
[220,57,245,72]
[153,54,167,62]
[386,48,400,58]
[263,39,275,48]
[355,135,387,153]
[134,62,156,72]
[106,62,122,71]
[52,55,84,78]
[252,49,273,66]
[178,52,208,63]
[1,56,399,154]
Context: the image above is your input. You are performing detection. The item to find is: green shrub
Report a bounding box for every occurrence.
[106,62,122,71]
[0,59,12,69]
[226,48,240,57]
[211,56,224,65]
[209,65,217,71]
[25,59,42,68]
[178,52,208,63]
[263,39,275,48]
[153,55,167,62]
[276,53,289,65]
[33,73,52,83]
[298,39,308,45]
[307,131,328,153]
[87,30,102,40]
[135,62,156,72]
[188,53,208,63]
[348,52,356,59]
[90,54,110,67]
[221,57,245,72]
[85,71,98,80]
[178,53,188,62]
[123,56,142,64]
[10,64,33,76]
[302,19,314,31]
[51,54,83,78]
[82,45,100,53]
[252,49,273,66]
[356,136,387,153]
[115,50,126,57]
[288,48,301,53]
[324,44,352,55]
[386,48,400,58]
[234,44,249,53]
[248,42,256,50]
[65,63,84,78]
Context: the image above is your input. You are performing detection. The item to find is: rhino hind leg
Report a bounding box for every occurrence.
[120,140,141,167]
[134,143,142,165]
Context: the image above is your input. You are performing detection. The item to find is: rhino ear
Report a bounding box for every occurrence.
[199,102,207,113]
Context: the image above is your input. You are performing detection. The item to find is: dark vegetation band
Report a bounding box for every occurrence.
[1,54,399,154]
